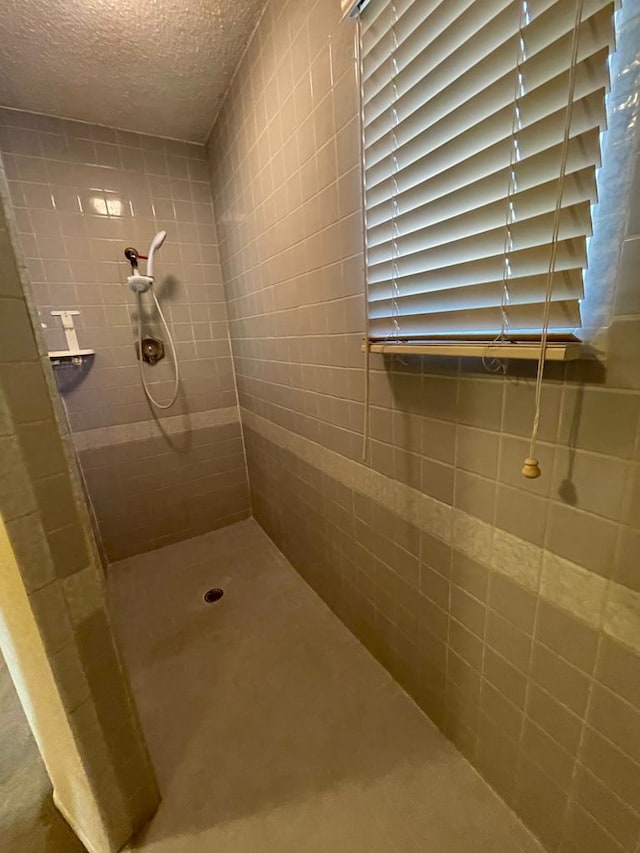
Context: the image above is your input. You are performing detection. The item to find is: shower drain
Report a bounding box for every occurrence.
[203,588,224,604]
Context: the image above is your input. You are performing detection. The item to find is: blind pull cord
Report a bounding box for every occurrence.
[483,0,530,374]
[357,16,372,462]
[523,0,585,480]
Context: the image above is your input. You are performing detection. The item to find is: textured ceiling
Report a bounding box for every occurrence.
[0,0,265,142]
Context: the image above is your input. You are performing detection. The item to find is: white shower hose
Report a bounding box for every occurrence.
[137,288,180,410]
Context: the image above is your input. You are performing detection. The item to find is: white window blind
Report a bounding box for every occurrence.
[343,0,371,20]
[342,0,358,19]
[360,0,615,342]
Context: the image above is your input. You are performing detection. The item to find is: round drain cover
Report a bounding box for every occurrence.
[204,588,224,604]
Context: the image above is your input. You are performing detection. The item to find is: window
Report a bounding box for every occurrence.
[357,0,615,354]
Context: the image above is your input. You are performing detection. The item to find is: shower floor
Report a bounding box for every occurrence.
[108,519,543,853]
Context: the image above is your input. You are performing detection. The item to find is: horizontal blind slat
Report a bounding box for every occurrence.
[369,300,582,337]
[363,2,612,144]
[368,197,594,265]
[361,0,416,43]
[366,122,603,226]
[367,203,592,278]
[366,105,603,213]
[362,0,610,79]
[369,281,583,318]
[364,49,608,185]
[364,0,516,103]
[363,0,454,82]
[369,270,584,309]
[367,168,597,252]
[367,238,588,291]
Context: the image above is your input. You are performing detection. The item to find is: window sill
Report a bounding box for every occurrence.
[362,341,585,361]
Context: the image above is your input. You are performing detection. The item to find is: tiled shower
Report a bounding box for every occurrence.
[0,116,249,559]
[1,0,640,852]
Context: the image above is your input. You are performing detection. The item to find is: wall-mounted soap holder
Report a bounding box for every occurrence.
[48,351,95,367]
[47,310,95,367]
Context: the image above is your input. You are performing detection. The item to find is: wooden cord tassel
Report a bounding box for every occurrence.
[522,457,542,479]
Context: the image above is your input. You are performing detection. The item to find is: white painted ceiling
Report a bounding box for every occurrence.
[0,0,265,143]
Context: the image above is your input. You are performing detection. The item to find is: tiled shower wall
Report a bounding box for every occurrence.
[207,1,640,851]
[0,164,159,848]
[0,109,249,559]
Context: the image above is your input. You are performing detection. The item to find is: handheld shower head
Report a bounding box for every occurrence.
[146,230,167,279]
[149,230,167,254]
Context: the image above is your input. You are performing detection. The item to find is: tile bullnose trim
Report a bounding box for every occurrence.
[604,584,640,650]
[241,407,640,656]
[541,552,608,630]
[73,406,241,451]
[492,529,542,594]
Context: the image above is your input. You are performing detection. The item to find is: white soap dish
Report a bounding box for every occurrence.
[47,310,95,367]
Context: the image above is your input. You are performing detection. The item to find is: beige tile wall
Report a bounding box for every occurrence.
[0,108,249,558]
[0,162,159,851]
[79,418,248,560]
[207,0,640,850]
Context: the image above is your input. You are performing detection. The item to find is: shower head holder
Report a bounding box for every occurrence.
[124,246,140,270]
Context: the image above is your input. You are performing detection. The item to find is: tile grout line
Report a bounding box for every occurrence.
[479,363,507,776]
[522,373,572,852]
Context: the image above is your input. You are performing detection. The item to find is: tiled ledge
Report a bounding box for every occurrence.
[240,407,640,656]
[73,406,241,451]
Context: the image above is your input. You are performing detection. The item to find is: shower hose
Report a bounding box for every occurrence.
[136,287,180,410]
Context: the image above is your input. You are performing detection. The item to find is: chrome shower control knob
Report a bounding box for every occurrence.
[135,336,165,365]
